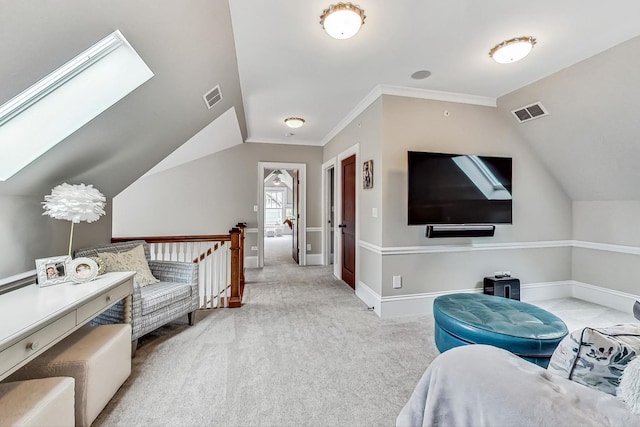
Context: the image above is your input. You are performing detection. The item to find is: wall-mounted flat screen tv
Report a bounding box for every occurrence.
[408,151,512,225]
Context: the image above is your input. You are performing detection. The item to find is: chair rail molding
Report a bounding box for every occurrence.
[359,239,640,256]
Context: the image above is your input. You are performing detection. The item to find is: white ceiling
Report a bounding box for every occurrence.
[4,1,640,199]
[229,0,640,146]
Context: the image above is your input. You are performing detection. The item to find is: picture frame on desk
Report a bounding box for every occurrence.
[68,257,99,283]
[35,255,71,287]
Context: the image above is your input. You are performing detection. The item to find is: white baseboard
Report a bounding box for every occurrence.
[356,280,638,319]
[355,282,382,316]
[306,254,323,265]
[571,281,638,313]
[520,281,573,301]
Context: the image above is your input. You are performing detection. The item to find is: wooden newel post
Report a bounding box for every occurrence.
[228,227,242,308]
[236,222,247,296]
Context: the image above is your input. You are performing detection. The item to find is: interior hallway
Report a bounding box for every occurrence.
[263,234,296,267]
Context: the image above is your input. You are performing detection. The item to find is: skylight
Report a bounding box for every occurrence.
[0,30,153,181]
[452,155,512,200]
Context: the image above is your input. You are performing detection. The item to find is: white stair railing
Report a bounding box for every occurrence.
[111,227,246,309]
[147,240,232,309]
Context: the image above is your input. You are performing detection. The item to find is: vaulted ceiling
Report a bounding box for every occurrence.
[0,0,245,197]
[2,1,640,201]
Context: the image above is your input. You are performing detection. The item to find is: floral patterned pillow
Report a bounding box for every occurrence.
[98,245,159,287]
[547,324,640,395]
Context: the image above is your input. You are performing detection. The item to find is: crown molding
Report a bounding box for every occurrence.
[321,84,497,146]
[244,137,323,146]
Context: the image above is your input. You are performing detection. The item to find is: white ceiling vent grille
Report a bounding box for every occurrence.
[511,102,548,123]
[203,85,222,109]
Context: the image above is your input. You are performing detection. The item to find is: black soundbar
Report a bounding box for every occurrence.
[426,225,495,238]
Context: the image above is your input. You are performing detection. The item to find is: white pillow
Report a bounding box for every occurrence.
[98,245,159,287]
[618,356,640,414]
[547,324,640,395]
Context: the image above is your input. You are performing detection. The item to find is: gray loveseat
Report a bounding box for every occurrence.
[74,240,199,353]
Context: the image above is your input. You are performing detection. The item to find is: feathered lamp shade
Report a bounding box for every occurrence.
[42,183,106,256]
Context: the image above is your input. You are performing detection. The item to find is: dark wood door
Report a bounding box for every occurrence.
[292,169,299,264]
[340,155,356,289]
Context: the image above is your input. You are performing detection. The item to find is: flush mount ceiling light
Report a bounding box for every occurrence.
[320,3,366,40]
[489,36,537,64]
[284,117,305,128]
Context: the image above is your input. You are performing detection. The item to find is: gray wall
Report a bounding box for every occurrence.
[379,95,572,297]
[0,195,113,278]
[113,142,323,254]
[498,36,640,298]
[572,201,640,294]
[323,95,573,297]
[323,98,384,292]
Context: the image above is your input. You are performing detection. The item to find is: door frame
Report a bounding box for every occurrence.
[321,158,336,266]
[331,143,359,283]
[258,161,307,268]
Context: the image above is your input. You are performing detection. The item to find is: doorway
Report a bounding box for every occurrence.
[258,162,306,268]
[263,168,296,266]
[321,161,335,267]
[340,154,356,289]
[325,144,358,289]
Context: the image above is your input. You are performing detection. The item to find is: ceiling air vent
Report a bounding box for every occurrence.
[511,102,548,123]
[203,85,222,109]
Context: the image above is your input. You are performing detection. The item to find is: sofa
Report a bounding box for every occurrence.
[74,240,199,353]
[397,344,640,426]
[398,321,640,426]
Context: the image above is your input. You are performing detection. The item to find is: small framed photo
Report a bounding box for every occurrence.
[68,257,99,284]
[36,255,71,287]
[363,160,373,189]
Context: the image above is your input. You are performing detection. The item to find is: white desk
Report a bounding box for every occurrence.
[0,271,134,382]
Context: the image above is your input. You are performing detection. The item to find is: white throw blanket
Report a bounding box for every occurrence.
[396,345,640,427]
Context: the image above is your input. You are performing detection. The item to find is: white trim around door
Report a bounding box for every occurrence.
[321,158,336,267]
[257,161,307,268]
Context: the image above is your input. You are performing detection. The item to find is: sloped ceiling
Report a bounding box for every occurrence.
[498,36,640,201]
[3,0,640,205]
[0,0,246,198]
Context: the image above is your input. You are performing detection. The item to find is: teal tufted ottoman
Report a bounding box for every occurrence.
[433,293,568,367]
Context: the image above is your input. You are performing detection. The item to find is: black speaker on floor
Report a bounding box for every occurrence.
[484,276,520,300]
[426,225,495,238]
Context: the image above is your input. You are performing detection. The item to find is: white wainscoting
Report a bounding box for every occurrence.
[357,239,640,318]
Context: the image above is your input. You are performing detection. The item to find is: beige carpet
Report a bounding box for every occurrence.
[94,257,438,426]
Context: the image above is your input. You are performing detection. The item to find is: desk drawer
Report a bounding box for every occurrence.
[76,279,132,324]
[0,312,75,377]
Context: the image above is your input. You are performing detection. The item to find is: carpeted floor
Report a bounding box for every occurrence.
[94,237,636,426]
[94,239,438,427]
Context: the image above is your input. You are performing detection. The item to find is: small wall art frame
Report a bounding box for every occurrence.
[35,255,71,287]
[67,257,99,283]
[363,160,373,189]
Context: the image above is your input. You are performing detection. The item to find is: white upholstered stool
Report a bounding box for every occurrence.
[0,377,75,427]
[6,324,131,427]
